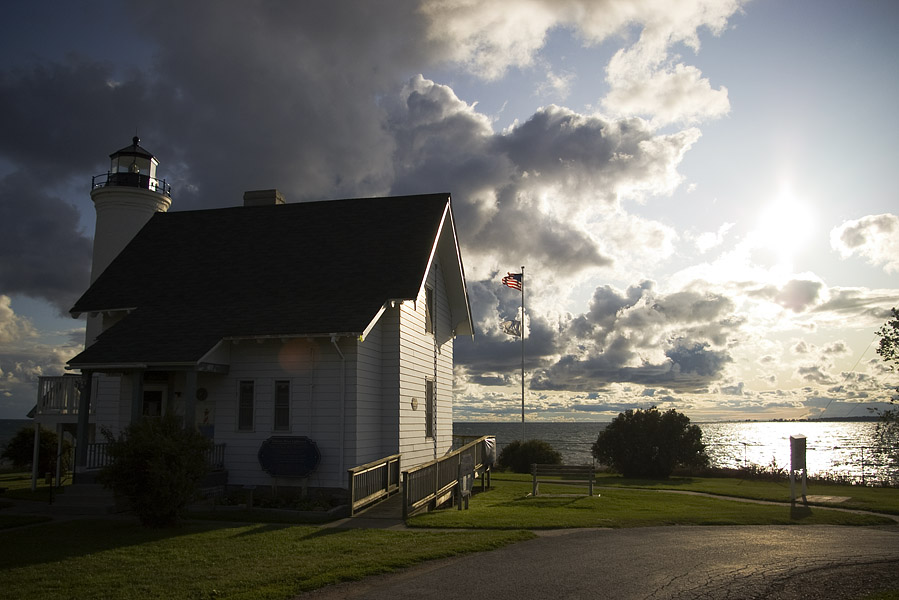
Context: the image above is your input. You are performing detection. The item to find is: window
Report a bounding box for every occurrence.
[274,380,290,431]
[424,285,435,334]
[142,389,163,418]
[425,378,435,438]
[238,380,254,431]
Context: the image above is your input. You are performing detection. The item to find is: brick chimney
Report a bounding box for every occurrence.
[243,189,285,207]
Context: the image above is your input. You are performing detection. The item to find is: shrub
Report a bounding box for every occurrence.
[592,406,709,479]
[1,426,72,475]
[97,415,212,527]
[497,439,562,473]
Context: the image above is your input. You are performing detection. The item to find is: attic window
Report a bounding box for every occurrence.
[425,285,435,334]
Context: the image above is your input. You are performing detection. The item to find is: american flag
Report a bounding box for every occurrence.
[502,272,522,291]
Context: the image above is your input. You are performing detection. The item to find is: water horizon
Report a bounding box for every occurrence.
[454,419,896,486]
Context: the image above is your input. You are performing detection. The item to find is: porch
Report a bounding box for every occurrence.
[32,375,227,490]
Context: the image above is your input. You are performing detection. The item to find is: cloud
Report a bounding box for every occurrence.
[831,213,899,273]
[0,296,36,343]
[0,173,92,313]
[603,44,730,126]
[692,222,734,253]
[0,297,80,417]
[747,278,824,313]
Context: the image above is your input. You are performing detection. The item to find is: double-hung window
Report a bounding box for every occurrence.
[238,380,254,431]
[425,378,435,439]
[424,285,435,334]
[274,380,290,431]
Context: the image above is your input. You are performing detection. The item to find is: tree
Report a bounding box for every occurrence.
[1,426,71,475]
[875,307,899,469]
[497,439,562,473]
[97,415,211,527]
[592,406,709,478]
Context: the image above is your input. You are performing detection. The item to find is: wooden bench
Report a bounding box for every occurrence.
[531,463,595,497]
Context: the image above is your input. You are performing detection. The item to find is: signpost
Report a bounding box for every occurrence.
[457,454,474,510]
[789,434,807,502]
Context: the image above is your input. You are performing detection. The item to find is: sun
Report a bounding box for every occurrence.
[752,189,816,269]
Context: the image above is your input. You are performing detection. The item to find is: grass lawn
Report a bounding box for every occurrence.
[408,473,898,529]
[0,519,533,600]
[2,470,897,598]
[592,472,899,515]
[0,471,68,503]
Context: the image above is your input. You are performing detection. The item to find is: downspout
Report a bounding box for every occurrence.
[331,336,345,476]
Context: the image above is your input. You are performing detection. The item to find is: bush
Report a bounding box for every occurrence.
[97,415,212,527]
[1,426,72,475]
[592,406,709,479]
[497,439,562,473]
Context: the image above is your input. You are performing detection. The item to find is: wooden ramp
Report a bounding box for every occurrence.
[324,491,406,530]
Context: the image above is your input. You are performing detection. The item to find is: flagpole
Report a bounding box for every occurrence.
[521,265,525,441]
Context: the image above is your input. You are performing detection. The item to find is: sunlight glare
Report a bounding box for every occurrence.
[753,189,815,267]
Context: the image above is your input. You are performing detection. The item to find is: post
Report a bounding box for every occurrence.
[790,435,807,502]
[184,369,197,429]
[30,424,41,492]
[130,370,144,423]
[520,265,525,441]
[55,423,63,488]
[74,370,92,481]
[401,471,409,521]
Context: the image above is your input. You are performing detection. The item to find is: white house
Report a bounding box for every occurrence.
[63,138,473,494]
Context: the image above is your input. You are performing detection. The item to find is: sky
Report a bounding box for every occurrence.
[1,0,897,422]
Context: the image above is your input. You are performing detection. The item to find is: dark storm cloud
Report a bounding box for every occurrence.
[388,81,616,275]
[0,172,91,312]
[460,281,739,394]
[0,57,151,310]
[2,1,706,309]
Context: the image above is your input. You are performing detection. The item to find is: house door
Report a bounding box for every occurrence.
[142,386,166,417]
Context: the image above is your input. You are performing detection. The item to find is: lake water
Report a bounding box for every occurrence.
[454,420,897,485]
[3,418,893,485]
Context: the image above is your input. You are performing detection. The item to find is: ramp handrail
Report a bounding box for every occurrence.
[347,453,401,515]
[402,435,494,520]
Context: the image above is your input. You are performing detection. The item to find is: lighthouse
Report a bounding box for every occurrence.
[85,137,172,345]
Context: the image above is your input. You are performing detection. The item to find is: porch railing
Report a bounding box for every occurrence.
[36,375,90,416]
[83,442,227,471]
[402,435,494,520]
[347,453,401,516]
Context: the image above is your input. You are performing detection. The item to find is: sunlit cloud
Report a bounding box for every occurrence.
[831,213,899,274]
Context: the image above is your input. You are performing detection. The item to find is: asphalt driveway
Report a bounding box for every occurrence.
[302,524,899,599]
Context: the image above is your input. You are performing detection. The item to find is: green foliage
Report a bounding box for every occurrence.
[877,307,899,369]
[592,406,709,478]
[1,426,71,475]
[876,307,899,470]
[497,439,562,473]
[97,415,212,527]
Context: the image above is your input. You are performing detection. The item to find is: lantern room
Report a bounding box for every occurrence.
[92,136,170,196]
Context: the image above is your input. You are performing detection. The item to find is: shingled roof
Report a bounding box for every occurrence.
[68,193,472,368]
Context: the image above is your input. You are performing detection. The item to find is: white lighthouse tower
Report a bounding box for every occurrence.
[86,137,172,345]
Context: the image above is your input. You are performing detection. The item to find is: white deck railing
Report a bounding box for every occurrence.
[36,375,91,416]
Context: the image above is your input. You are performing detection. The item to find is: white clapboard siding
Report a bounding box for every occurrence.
[396,258,454,469]
[210,337,349,488]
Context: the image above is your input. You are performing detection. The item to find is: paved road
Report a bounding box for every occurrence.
[302,525,899,599]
